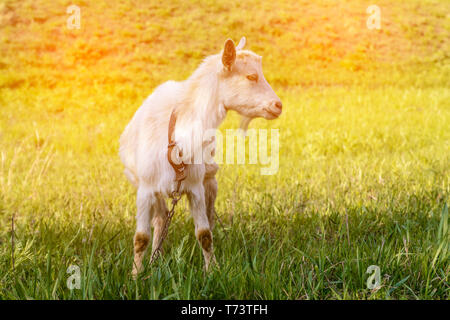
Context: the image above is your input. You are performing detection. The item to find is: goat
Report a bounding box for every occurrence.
[119,37,282,276]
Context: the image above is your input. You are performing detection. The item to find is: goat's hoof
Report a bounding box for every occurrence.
[209,256,219,270]
[203,255,219,273]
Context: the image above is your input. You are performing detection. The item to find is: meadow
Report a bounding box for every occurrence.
[0,0,449,299]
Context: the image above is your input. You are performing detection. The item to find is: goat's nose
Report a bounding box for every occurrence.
[275,101,282,111]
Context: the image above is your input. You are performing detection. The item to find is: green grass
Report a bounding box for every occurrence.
[0,0,449,299]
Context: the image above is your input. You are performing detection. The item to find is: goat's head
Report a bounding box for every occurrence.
[218,37,282,130]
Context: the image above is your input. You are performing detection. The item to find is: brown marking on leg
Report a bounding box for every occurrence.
[132,232,150,277]
[197,229,212,252]
[196,228,218,271]
[134,232,150,253]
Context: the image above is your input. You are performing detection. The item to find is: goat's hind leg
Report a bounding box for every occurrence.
[150,195,169,258]
[132,185,156,277]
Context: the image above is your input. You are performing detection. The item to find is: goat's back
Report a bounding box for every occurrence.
[119,81,184,187]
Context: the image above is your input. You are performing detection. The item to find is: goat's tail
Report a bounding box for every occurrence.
[123,167,139,188]
[119,121,139,188]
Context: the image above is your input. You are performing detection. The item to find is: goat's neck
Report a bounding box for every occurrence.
[178,73,226,133]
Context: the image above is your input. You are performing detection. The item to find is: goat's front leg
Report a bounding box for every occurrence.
[203,177,217,230]
[188,185,216,271]
[132,185,155,277]
[204,163,219,230]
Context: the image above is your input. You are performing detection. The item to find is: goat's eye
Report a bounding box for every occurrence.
[246,74,258,82]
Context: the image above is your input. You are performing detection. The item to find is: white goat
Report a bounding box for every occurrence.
[119,37,282,276]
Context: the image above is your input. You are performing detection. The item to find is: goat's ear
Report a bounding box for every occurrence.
[222,39,236,71]
[236,37,246,50]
